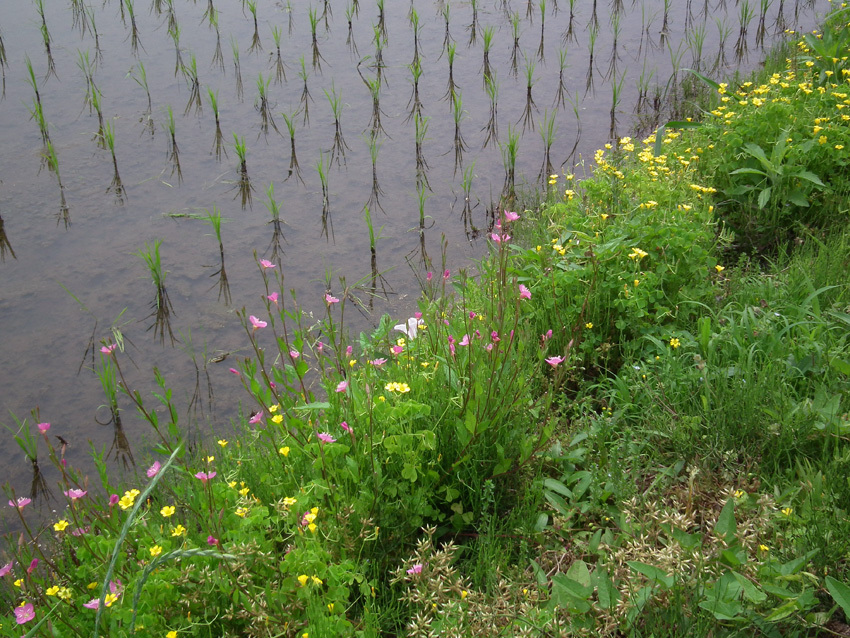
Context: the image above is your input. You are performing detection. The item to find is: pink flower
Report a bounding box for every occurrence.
[289,350,300,358]
[485,343,494,352]
[71,526,90,537]
[318,432,336,443]
[504,210,520,222]
[519,284,531,300]
[37,422,50,434]
[83,599,100,610]
[63,489,87,500]
[335,380,349,393]
[542,329,553,341]
[316,341,325,354]
[229,368,240,375]
[207,535,219,547]
[9,497,31,510]
[341,421,352,433]
[194,471,217,483]
[146,461,161,478]
[391,345,404,355]
[267,292,279,305]
[325,293,340,304]
[490,233,503,243]
[0,562,13,577]
[14,602,35,624]
[443,269,450,280]
[260,259,276,269]
[27,559,38,574]
[249,411,264,425]
[100,344,117,354]
[369,358,387,367]
[491,331,501,343]
[346,345,353,356]
[426,272,433,282]
[406,563,423,575]
[545,356,565,367]
[458,334,470,346]
[108,494,120,507]
[249,315,267,330]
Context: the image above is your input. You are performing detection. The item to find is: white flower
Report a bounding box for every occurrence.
[394,317,425,339]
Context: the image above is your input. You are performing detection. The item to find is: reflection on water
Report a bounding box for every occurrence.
[0,0,829,500]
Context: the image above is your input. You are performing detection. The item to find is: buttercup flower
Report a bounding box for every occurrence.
[160,505,176,517]
[279,446,290,456]
[171,524,187,537]
[669,337,681,349]
[54,520,69,532]
[149,545,162,557]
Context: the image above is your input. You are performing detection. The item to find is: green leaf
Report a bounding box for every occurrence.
[825,576,850,619]
[567,560,592,589]
[758,186,772,210]
[542,478,573,500]
[544,491,572,519]
[796,170,825,186]
[733,572,767,604]
[293,401,331,411]
[627,561,674,589]
[683,68,721,91]
[699,599,745,621]
[714,499,737,541]
[594,567,619,610]
[401,463,418,483]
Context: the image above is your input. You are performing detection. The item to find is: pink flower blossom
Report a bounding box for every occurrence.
[545,356,565,367]
[406,564,423,575]
[100,344,117,354]
[341,421,352,433]
[194,471,217,483]
[249,315,267,330]
[443,270,450,280]
[8,497,31,510]
[426,272,433,282]
[207,535,219,547]
[318,432,337,443]
[260,259,276,269]
[109,494,120,507]
[14,602,34,624]
[71,526,90,537]
[458,334,470,346]
[346,346,353,356]
[63,489,87,500]
[391,345,404,355]
[369,358,387,367]
[504,210,520,222]
[491,331,501,343]
[316,341,324,353]
[267,292,279,305]
[335,380,349,393]
[27,559,38,574]
[542,329,553,341]
[37,422,50,434]
[249,411,264,425]
[229,368,240,375]
[485,343,494,352]
[519,284,531,300]
[83,599,100,610]
[146,462,161,478]
[325,293,340,304]
[289,350,300,358]
[0,562,13,577]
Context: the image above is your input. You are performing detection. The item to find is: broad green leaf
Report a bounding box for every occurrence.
[825,576,850,619]
[733,572,767,604]
[293,401,331,411]
[566,560,591,589]
[627,561,674,589]
[542,478,573,500]
[594,567,619,610]
[714,499,737,541]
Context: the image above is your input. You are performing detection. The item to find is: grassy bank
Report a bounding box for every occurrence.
[4,8,850,637]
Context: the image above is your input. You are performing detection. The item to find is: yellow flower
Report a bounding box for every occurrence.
[628,247,648,260]
[47,585,60,596]
[271,414,284,424]
[87,582,98,590]
[206,456,215,463]
[461,590,468,599]
[311,575,323,585]
[119,489,141,511]
[54,519,69,532]
[282,496,297,507]
[715,265,725,273]
[308,523,317,533]
[781,507,793,516]
[167,632,178,638]
[14,578,23,587]
[327,603,335,612]
[297,574,309,586]
[759,544,769,552]
[217,439,228,447]
[585,322,593,329]
[239,487,250,497]
[279,446,290,456]
[269,404,280,413]
[104,593,118,607]
[600,213,609,220]
[734,489,745,499]
[235,507,249,518]
[171,525,187,537]
[670,337,681,349]
[160,505,175,518]
[150,545,163,557]
[349,359,357,368]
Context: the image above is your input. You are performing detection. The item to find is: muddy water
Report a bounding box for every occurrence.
[0,0,828,502]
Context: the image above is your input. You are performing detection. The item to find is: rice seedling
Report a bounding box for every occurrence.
[280,111,303,183]
[519,55,538,132]
[284,0,294,34]
[661,0,672,44]
[204,206,231,306]
[376,0,387,42]
[163,0,178,33]
[263,182,286,260]
[164,105,182,183]
[441,4,453,55]
[84,5,102,61]
[124,0,143,56]
[103,120,126,205]
[202,0,216,26]
[70,0,89,36]
[537,0,546,61]
[467,0,479,46]
[509,12,521,76]
[482,24,494,83]
[134,239,177,345]
[231,37,243,101]
[209,9,225,72]
[271,25,287,83]
[756,0,773,48]
[372,25,387,86]
[410,7,421,66]
[321,0,333,23]
[774,0,786,31]
[609,69,626,138]
[298,55,313,125]
[450,89,469,175]
[538,109,557,181]
[586,23,598,95]
[169,23,184,77]
[687,22,707,72]
[45,140,70,228]
[563,0,577,42]
[325,83,350,165]
[367,133,384,212]
[552,47,569,109]
[316,152,333,240]
[90,83,106,148]
[443,41,457,102]
[714,16,732,69]
[0,30,8,94]
[207,88,226,160]
[736,0,755,58]
[308,7,326,71]
[247,0,262,54]
[634,60,656,116]
[482,71,499,149]
[0,213,15,262]
[26,57,50,145]
[588,0,599,30]
[255,73,279,137]
[500,123,520,201]
[606,8,622,79]
[360,65,388,138]
[34,0,56,80]
[666,39,687,106]
[232,134,253,209]
[416,178,430,234]
[182,54,202,116]
[460,161,478,237]
[404,57,424,124]
[415,112,430,191]
[346,2,359,55]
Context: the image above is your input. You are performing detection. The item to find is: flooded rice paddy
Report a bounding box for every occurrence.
[0,0,829,500]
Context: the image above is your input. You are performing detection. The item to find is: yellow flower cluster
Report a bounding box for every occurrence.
[384,381,411,393]
[119,489,141,511]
